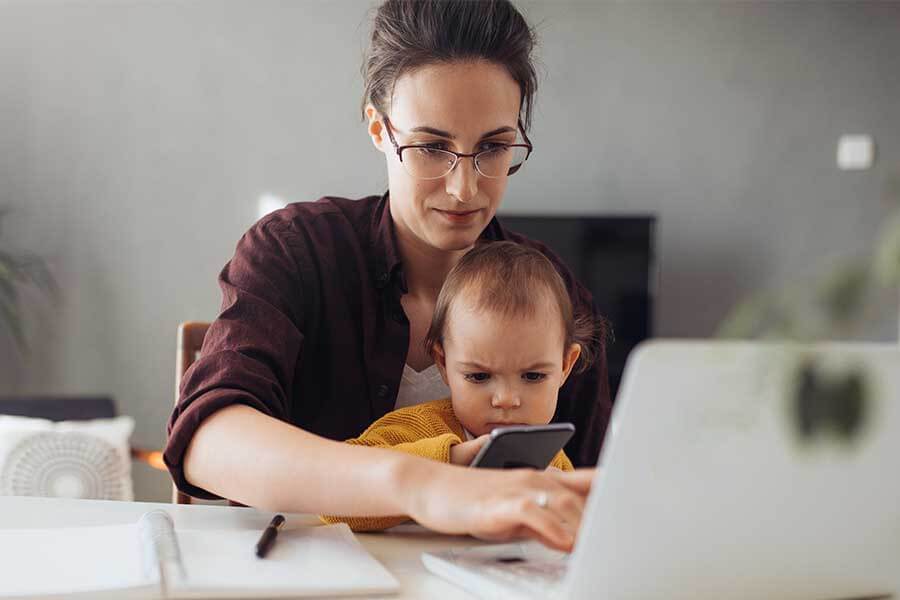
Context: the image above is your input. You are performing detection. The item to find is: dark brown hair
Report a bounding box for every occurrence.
[362,0,539,130]
[424,241,598,373]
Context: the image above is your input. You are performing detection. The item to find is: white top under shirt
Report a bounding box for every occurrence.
[394,363,450,410]
[393,364,474,441]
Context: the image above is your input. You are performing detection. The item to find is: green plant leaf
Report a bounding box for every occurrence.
[716,292,797,339]
[0,289,25,350]
[873,214,900,287]
[14,254,60,300]
[0,207,58,351]
[815,262,870,325]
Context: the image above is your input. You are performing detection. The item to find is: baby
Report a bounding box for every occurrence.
[321,241,597,531]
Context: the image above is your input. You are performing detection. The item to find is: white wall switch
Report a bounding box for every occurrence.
[837,134,875,170]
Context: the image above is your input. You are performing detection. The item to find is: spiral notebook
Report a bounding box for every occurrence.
[0,510,399,599]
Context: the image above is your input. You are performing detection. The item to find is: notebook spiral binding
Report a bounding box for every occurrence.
[138,510,187,595]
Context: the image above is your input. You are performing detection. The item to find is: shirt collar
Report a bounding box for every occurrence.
[371,191,508,295]
[372,191,402,292]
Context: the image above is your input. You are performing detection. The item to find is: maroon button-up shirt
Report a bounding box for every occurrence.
[165,193,612,499]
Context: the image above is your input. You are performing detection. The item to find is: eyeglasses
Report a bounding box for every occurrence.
[382,116,533,180]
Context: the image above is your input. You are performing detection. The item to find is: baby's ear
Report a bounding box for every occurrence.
[560,343,582,385]
[432,343,449,384]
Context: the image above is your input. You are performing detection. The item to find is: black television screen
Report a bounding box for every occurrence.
[499,215,657,401]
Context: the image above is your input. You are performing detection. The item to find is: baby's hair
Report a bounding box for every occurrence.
[424,241,598,373]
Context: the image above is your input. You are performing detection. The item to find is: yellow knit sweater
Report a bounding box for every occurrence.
[319,398,574,531]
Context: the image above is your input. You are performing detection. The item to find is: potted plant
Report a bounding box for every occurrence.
[718,194,900,445]
[0,208,59,352]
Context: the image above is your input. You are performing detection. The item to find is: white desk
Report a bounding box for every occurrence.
[0,496,489,599]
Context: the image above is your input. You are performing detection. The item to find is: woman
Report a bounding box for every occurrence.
[165,0,612,552]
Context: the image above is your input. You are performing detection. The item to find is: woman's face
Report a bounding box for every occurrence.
[434,295,581,437]
[367,60,523,252]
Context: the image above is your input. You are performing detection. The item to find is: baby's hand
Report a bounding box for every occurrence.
[450,434,491,466]
[545,465,563,473]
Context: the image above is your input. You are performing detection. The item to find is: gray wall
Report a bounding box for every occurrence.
[1,1,898,501]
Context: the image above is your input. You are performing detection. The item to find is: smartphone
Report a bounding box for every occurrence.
[469,423,575,469]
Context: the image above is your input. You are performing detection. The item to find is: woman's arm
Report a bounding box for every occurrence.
[184,405,409,515]
[184,404,592,551]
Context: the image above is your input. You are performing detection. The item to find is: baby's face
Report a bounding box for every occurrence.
[435,297,581,437]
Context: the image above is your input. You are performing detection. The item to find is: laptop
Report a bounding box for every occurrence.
[423,340,900,599]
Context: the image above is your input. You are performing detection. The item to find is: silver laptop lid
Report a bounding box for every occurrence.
[566,341,900,600]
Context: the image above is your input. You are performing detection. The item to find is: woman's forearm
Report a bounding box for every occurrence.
[182,404,434,515]
[184,405,593,551]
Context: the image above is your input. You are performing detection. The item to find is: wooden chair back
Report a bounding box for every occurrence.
[173,321,210,504]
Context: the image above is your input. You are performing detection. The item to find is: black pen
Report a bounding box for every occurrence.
[255,514,286,558]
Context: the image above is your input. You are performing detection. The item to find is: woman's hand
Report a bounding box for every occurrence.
[449,434,490,465]
[398,461,595,552]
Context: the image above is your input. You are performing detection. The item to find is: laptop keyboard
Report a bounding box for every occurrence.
[457,551,568,597]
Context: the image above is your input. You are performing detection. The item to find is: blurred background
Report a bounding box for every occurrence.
[1,0,898,501]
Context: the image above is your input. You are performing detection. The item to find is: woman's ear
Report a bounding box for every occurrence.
[560,343,582,386]
[433,342,449,385]
[365,104,386,152]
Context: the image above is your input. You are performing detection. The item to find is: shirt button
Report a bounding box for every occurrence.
[376,273,389,288]
[376,384,389,399]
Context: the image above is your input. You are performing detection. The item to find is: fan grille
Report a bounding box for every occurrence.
[1,432,127,499]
